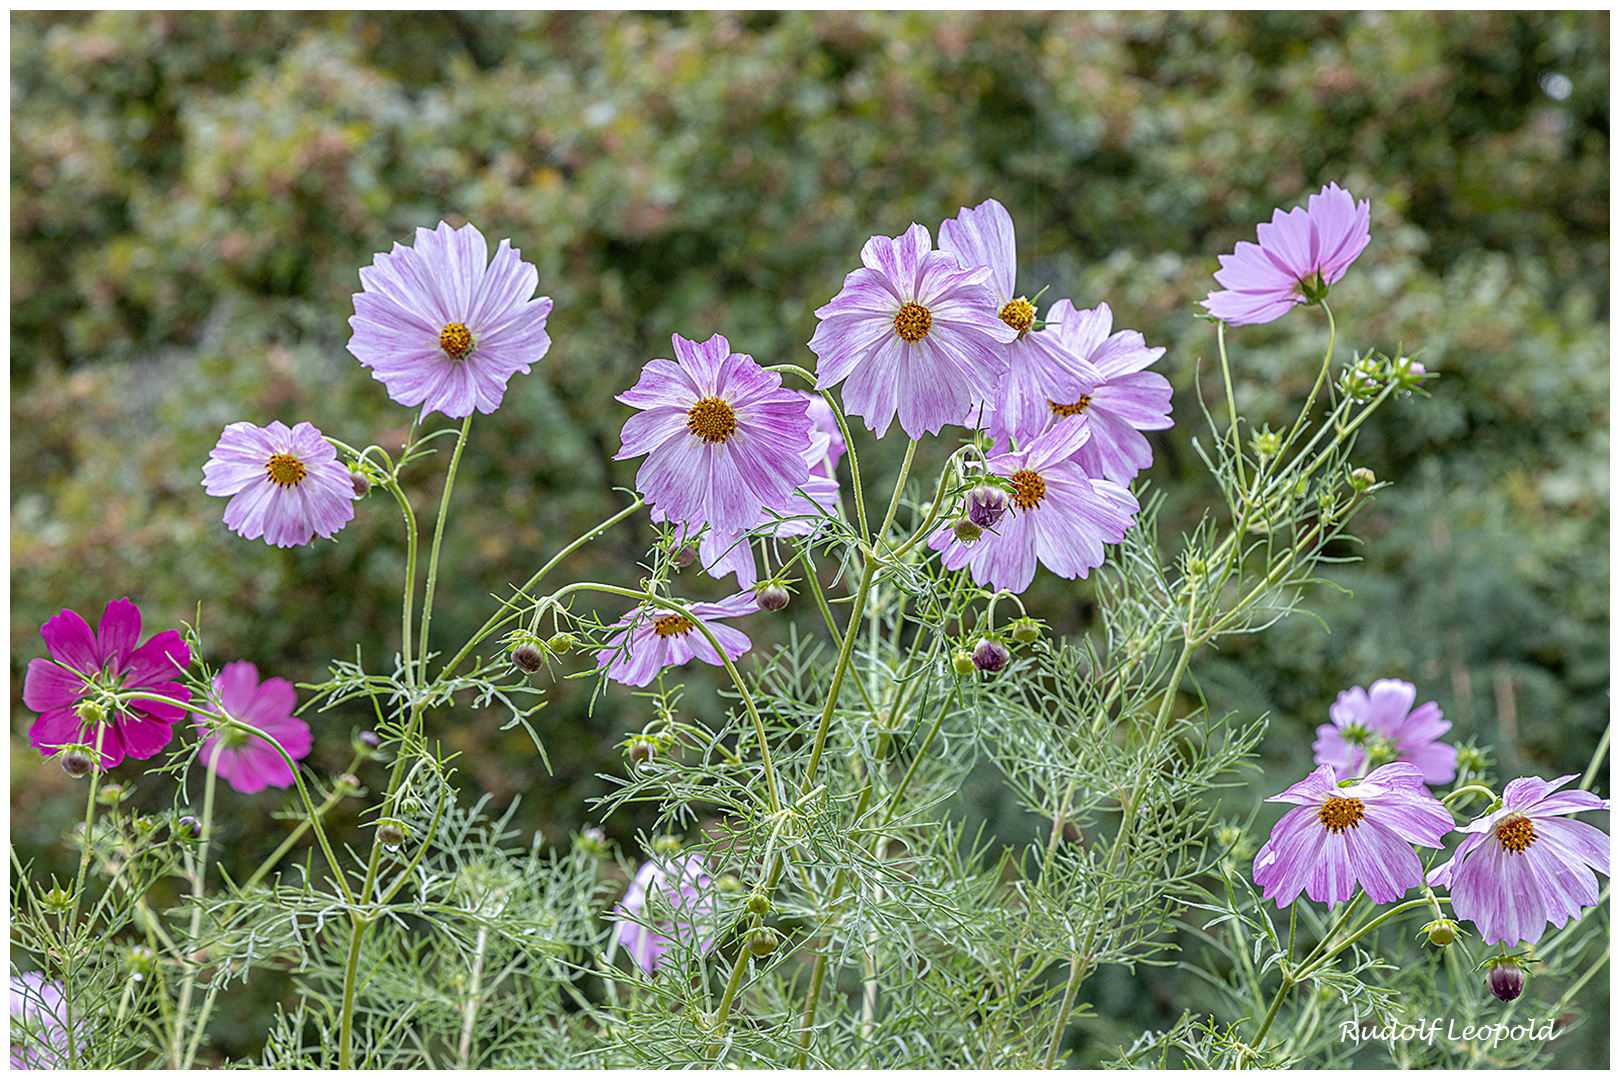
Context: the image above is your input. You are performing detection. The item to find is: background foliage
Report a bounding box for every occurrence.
[10,10,1608,1066]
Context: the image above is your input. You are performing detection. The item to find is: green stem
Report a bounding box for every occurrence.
[240,756,360,892]
[1042,954,1083,1068]
[380,476,421,689]
[172,744,220,1068]
[417,415,474,682]
[1217,321,1247,497]
[338,912,369,1069]
[1579,722,1611,791]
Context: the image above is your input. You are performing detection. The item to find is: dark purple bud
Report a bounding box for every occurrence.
[511,644,545,673]
[972,638,1010,673]
[966,484,1009,529]
[350,470,372,498]
[758,585,790,612]
[672,544,696,569]
[60,750,93,779]
[174,816,202,842]
[1486,959,1525,1002]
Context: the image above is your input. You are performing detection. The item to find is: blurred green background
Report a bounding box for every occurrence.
[10,10,1608,1066]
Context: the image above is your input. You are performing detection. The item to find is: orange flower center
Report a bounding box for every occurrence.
[439,322,473,359]
[686,397,738,444]
[1049,395,1093,418]
[1317,796,1366,834]
[998,297,1035,333]
[893,302,932,343]
[1008,469,1046,511]
[1495,815,1536,855]
[265,452,307,488]
[653,614,696,638]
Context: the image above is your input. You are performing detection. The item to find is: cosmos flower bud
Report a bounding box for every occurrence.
[336,773,361,794]
[951,651,976,677]
[377,821,406,851]
[60,750,93,779]
[758,585,790,612]
[98,783,127,806]
[577,826,611,858]
[1421,918,1461,947]
[1485,958,1526,1002]
[173,816,202,842]
[951,517,983,544]
[672,544,697,569]
[965,484,1010,529]
[1009,617,1041,644]
[1349,467,1376,492]
[547,632,579,654]
[748,928,779,957]
[972,638,1011,673]
[350,469,372,498]
[511,643,545,673]
[745,891,771,916]
[628,741,655,765]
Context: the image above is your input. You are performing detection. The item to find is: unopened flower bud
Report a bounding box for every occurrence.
[748,927,779,957]
[60,750,93,779]
[336,773,361,795]
[77,699,108,728]
[628,741,655,765]
[576,826,610,857]
[173,816,202,842]
[972,638,1010,674]
[376,821,406,852]
[358,730,381,751]
[745,891,771,916]
[1010,617,1041,644]
[1486,958,1526,1002]
[1421,918,1461,947]
[1349,467,1376,492]
[952,517,983,544]
[350,470,372,498]
[966,484,1010,529]
[97,783,126,807]
[511,643,545,673]
[652,835,683,856]
[547,632,578,654]
[672,544,696,569]
[951,651,976,677]
[758,585,790,612]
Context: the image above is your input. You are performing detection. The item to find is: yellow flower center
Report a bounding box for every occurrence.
[999,297,1036,333]
[653,614,696,638]
[439,322,473,359]
[265,452,308,488]
[1317,796,1366,834]
[1049,395,1093,418]
[686,397,739,444]
[1007,469,1046,511]
[893,302,932,343]
[1495,815,1536,855]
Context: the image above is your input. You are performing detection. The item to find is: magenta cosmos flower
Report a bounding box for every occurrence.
[617,333,812,536]
[612,852,721,974]
[348,221,553,419]
[1036,299,1174,483]
[595,593,759,688]
[192,661,313,795]
[928,417,1138,594]
[1202,182,1372,326]
[810,223,1017,440]
[11,972,88,1069]
[1429,774,1610,946]
[203,420,357,547]
[22,598,190,769]
[1251,762,1454,907]
[938,199,1101,445]
[1313,678,1456,785]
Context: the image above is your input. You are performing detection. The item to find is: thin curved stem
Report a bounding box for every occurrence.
[417,415,474,682]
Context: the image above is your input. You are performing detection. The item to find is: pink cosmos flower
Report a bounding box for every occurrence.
[616,333,812,536]
[203,420,358,547]
[937,199,1101,445]
[1036,299,1174,483]
[1313,678,1457,785]
[347,220,553,419]
[595,593,759,688]
[1202,182,1372,326]
[928,417,1138,594]
[612,853,721,974]
[10,972,88,1069]
[192,661,313,795]
[22,598,190,770]
[810,223,1017,439]
[1251,762,1454,908]
[1428,774,1610,946]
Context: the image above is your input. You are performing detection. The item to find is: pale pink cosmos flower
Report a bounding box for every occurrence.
[10,972,88,1069]
[1429,774,1610,946]
[595,594,758,688]
[22,598,190,769]
[348,221,553,419]
[611,853,721,974]
[1251,762,1454,908]
[1313,678,1456,785]
[192,661,313,795]
[810,223,1017,439]
[203,420,358,547]
[616,333,812,537]
[1202,182,1371,325]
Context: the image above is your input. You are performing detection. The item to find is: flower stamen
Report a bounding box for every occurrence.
[998,297,1036,334]
[686,397,739,444]
[1007,469,1046,511]
[439,322,474,359]
[265,453,307,488]
[893,302,932,343]
[1495,815,1536,855]
[653,614,696,638]
[1049,395,1093,418]
[1318,796,1366,834]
